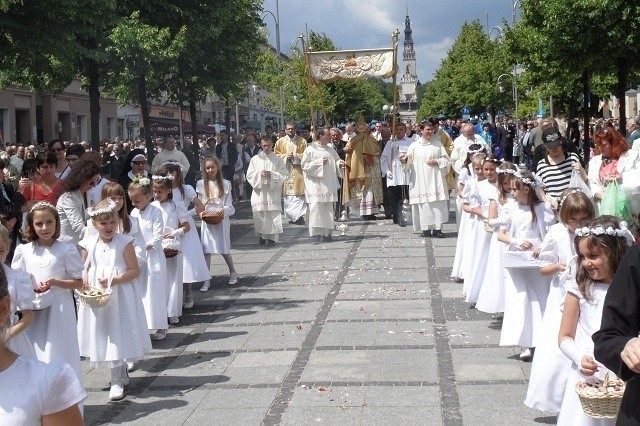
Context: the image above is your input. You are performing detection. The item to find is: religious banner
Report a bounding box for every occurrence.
[307,48,395,83]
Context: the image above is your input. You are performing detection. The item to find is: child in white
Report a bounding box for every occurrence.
[476,162,517,314]
[463,157,500,303]
[12,201,84,384]
[557,215,632,425]
[498,171,554,359]
[0,224,36,358]
[196,156,237,291]
[451,146,485,281]
[77,198,151,401]
[152,172,190,325]
[162,161,210,305]
[525,189,595,414]
[129,177,169,341]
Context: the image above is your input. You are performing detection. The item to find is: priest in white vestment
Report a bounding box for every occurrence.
[274,123,308,225]
[246,136,288,246]
[401,119,450,238]
[301,128,345,242]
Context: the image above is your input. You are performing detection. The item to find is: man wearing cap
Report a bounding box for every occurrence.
[275,122,308,225]
[151,136,190,175]
[536,128,586,207]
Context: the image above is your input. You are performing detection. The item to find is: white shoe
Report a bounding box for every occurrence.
[228,273,238,285]
[183,295,194,309]
[168,316,180,325]
[151,329,167,341]
[109,383,124,401]
[126,361,135,372]
[200,280,210,292]
[519,348,532,360]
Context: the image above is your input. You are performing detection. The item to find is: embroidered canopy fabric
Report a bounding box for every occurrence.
[307,48,395,83]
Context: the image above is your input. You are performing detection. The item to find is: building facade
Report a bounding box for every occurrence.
[0,79,117,146]
[398,8,418,125]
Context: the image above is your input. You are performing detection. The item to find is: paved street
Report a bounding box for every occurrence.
[81,201,557,425]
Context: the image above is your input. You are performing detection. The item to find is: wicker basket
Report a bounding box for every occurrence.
[162,235,181,258]
[575,372,625,419]
[202,198,224,225]
[75,286,112,309]
[201,209,224,225]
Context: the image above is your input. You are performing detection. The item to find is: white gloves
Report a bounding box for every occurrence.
[170,228,185,237]
[386,171,393,180]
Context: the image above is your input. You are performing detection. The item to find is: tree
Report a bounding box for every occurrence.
[106,11,186,161]
[416,21,512,121]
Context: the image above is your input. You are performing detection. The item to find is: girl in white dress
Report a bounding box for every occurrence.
[0,224,35,358]
[462,157,500,304]
[77,198,151,401]
[152,171,190,325]
[0,270,86,425]
[161,162,210,306]
[525,188,595,414]
[451,146,485,281]
[196,156,237,291]
[128,177,170,341]
[11,202,84,384]
[476,162,517,314]
[557,215,632,425]
[85,182,147,267]
[497,171,555,359]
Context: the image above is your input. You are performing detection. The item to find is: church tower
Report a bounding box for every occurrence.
[398,5,418,124]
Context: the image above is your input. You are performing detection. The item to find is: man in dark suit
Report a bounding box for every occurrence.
[215,130,238,182]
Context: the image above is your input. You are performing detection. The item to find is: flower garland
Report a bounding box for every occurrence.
[152,174,174,182]
[30,201,55,212]
[87,199,118,218]
[575,221,635,245]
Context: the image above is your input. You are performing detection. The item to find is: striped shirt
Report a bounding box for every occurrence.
[536,152,580,199]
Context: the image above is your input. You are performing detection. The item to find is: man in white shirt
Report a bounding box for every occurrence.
[341,123,356,142]
[450,123,487,174]
[151,136,190,175]
[371,122,383,142]
[381,123,412,226]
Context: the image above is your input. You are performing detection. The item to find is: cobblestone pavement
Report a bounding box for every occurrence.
[81,201,558,425]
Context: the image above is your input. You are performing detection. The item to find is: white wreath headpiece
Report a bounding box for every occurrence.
[575,221,635,245]
[497,167,517,175]
[30,201,55,213]
[558,188,583,208]
[161,160,185,171]
[152,174,174,181]
[87,199,118,218]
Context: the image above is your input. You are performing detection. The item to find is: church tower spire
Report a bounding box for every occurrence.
[399,6,418,124]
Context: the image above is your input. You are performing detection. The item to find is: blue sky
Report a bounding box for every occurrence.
[262,0,521,83]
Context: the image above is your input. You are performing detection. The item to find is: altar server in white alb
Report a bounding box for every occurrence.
[401,118,450,238]
[381,122,413,226]
[246,136,288,247]
[301,127,345,242]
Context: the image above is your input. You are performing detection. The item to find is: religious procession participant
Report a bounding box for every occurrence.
[246,136,288,247]
[450,123,488,175]
[274,122,308,225]
[301,127,345,242]
[400,118,450,237]
[381,122,412,226]
[343,118,384,220]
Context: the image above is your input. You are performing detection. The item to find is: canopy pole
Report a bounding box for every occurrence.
[390,29,400,140]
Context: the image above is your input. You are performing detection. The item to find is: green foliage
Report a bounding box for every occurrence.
[416,21,512,121]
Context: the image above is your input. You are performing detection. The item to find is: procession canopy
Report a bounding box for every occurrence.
[307,48,395,83]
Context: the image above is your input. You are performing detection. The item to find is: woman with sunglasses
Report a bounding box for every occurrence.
[48,139,71,179]
[56,159,101,249]
[118,148,149,213]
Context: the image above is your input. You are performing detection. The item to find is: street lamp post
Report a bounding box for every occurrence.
[261,0,284,132]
